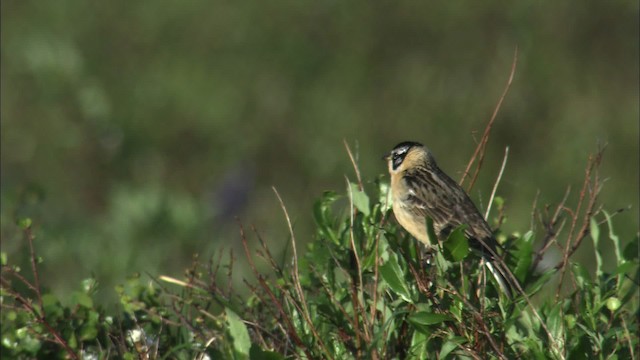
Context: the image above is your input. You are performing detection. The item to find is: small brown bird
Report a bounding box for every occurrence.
[385,141,513,298]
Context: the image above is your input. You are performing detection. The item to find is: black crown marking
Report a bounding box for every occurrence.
[390,141,423,170]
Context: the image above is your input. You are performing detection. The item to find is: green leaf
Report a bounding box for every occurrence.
[363,232,390,269]
[17,217,32,229]
[589,216,600,243]
[514,231,534,282]
[380,254,413,303]
[79,322,98,341]
[565,314,576,329]
[590,217,603,279]
[572,263,592,289]
[349,182,370,216]
[576,323,599,349]
[226,308,251,357]
[71,291,93,309]
[546,302,565,347]
[41,293,59,307]
[568,335,591,360]
[407,311,453,335]
[442,225,469,262]
[623,234,639,261]
[68,332,78,349]
[526,269,556,296]
[408,331,428,358]
[250,344,285,360]
[123,353,137,360]
[81,278,98,293]
[612,261,637,276]
[408,311,453,326]
[313,191,340,244]
[377,180,392,213]
[604,211,623,265]
[41,294,63,319]
[434,250,451,273]
[17,331,41,354]
[439,337,466,359]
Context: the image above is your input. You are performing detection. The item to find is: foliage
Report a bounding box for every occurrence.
[2,169,638,359]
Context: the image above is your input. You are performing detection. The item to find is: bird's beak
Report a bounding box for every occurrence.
[382,152,391,161]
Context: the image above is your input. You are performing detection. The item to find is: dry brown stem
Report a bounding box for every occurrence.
[0,225,80,359]
[460,47,518,191]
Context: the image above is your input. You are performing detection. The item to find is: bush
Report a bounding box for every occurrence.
[2,150,638,359]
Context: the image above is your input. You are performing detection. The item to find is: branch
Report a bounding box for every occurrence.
[460,46,518,191]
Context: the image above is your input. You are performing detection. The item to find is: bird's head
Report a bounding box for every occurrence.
[384,141,437,174]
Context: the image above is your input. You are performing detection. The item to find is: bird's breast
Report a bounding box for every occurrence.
[392,201,432,247]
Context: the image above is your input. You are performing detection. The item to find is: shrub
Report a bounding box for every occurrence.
[2,148,638,359]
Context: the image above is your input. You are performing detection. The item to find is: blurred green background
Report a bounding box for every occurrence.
[2,1,638,300]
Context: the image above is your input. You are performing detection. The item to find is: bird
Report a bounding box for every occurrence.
[384,141,514,299]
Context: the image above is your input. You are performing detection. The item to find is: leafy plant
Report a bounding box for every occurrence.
[2,147,638,359]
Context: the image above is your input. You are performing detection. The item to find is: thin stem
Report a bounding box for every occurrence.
[272,187,333,359]
[344,139,364,191]
[460,46,518,190]
[485,146,509,220]
[25,226,44,316]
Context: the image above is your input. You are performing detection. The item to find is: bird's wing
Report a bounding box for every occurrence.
[402,167,495,248]
[402,168,458,235]
[402,167,515,298]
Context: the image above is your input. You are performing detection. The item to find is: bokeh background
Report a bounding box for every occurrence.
[2,1,638,301]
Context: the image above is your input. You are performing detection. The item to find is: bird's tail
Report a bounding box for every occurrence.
[484,259,514,300]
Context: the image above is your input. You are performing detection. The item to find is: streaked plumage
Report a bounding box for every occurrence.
[385,141,513,298]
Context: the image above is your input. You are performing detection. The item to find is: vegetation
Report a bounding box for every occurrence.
[1,2,637,358]
[2,144,638,359]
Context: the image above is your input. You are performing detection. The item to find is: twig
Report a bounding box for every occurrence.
[460,46,518,191]
[459,219,565,359]
[369,214,385,349]
[312,267,359,338]
[485,146,509,220]
[238,224,310,356]
[251,224,283,277]
[241,279,293,351]
[531,187,571,270]
[345,176,370,342]
[530,190,540,231]
[620,316,636,360]
[224,248,234,298]
[344,139,364,191]
[370,174,393,336]
[440,287,507,360]
[209,246,224,284]
[274,281,333,359]
[272,187,333,359]
[554,147,604,298]
[0,225,80,359]
[25,227,44,313]
[345,179,365,296]
[272,188,309,320]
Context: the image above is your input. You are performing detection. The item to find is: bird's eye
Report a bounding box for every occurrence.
[391,150,407,169]
[389,143,419,170]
